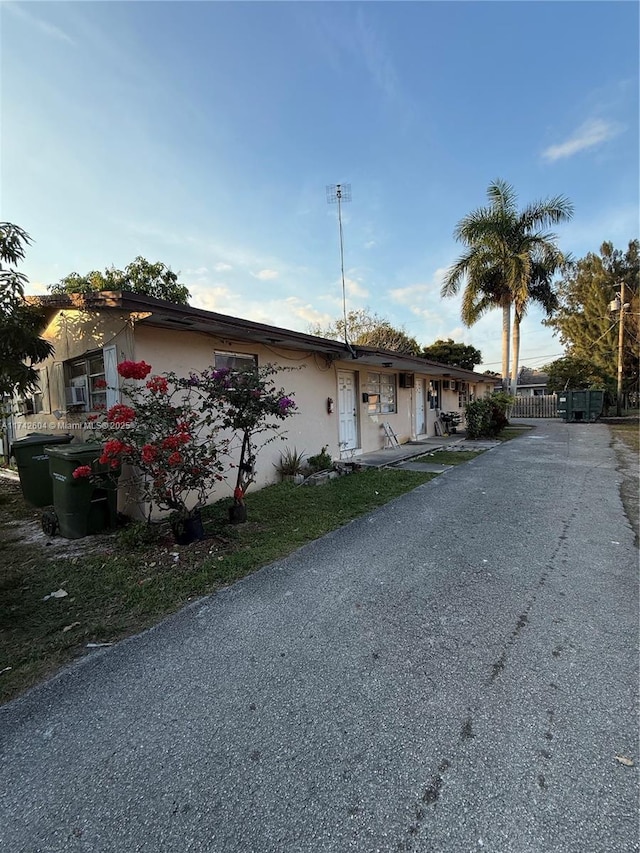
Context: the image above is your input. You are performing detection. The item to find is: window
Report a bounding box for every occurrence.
[64,345,119,412]
[214,351,258,372]
[28,367,50,414]
[365,372,396,414]
[458,382,468,409]
[429,380,440,410]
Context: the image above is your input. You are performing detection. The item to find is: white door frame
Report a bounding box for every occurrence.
[415,378,427,438]
[337,370,359,456]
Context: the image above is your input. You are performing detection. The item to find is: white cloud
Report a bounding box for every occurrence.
[25,280,49,296]
[184,266,209,276]
[251,269,279,280]
[390,267,449,307]
[214,262,232,272]
[5,2,74,44]
[542,118,623,162]
[284,297,333,328]
[364,240,376,249]
[355,8,400,102]
[189,285,232,313]
[344,277,369,298]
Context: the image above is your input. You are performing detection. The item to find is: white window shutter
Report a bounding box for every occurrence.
[52,363,66,413]
[39,367,51,413]
[103,345,120,408]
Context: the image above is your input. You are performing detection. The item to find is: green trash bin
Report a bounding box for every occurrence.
[11,433,73,507]
[46,443,119,539]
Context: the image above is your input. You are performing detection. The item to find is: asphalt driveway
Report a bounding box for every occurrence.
[1,419,638,853]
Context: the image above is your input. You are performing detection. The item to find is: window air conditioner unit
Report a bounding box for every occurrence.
[399,372,415,388]
[442,380,455,390]
[65,385,86,406]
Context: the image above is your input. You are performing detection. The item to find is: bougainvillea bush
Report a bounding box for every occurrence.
[73,360,297,524]
[76,360,230,521]
[182,363,297,510]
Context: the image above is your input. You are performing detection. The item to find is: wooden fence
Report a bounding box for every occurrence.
[508,395,558,418]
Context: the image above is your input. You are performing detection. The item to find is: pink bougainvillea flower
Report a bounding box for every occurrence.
[146,375,169,394]
[106,404,136,425]
[93,378,108,389]
[167,451,183,466]
[233,487,244,502]
[72,465,92,479]
[277,396,295,413]
[117,360,152,380]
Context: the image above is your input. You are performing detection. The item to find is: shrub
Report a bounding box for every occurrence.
[465,393,512,439]
[275,446,306,477]
[306,446,333,473]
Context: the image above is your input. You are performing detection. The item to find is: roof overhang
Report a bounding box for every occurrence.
[27,291,492,383]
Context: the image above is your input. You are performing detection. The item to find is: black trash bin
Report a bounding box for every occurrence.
[11,433,73,507]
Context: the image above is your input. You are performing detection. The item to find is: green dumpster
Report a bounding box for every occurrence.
[46,443,119,539]
[11,433,73,507]
[557,389,605,423]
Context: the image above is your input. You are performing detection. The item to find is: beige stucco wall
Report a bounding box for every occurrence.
[11,310,496,519]
[13,308,134,442]
[134,325,339,503]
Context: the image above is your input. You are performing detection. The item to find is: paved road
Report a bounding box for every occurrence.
[1,420,638,853]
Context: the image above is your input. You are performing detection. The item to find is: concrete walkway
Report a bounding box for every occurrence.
[1,420,637,853]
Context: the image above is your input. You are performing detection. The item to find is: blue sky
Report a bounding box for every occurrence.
[3,1,638,371]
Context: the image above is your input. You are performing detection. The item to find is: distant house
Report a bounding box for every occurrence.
[516,368,550,397]
[16,292,492,504]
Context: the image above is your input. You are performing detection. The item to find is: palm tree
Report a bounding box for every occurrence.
[441,180,573,394]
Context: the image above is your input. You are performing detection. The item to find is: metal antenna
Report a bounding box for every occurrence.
[326,183,352,348]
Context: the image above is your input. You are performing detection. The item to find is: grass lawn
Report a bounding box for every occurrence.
[413,449,485,465]
[496,426,533,441]
[0,467,434,705]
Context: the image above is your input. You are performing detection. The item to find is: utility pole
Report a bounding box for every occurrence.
[616,279,626,416]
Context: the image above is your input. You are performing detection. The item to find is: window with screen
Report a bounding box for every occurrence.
[214,351,258,372]
[365,372,396,414]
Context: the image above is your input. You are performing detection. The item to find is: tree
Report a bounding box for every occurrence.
[310,308,419,354]
[544,241,639,394]
[0,223,54,400]
[441,179,573,394]
[49,256,190,305]
[421,339,482,371]
[542,355,611,394]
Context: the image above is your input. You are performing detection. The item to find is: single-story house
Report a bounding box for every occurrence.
[515,369,550,397]
[15,292,493,505]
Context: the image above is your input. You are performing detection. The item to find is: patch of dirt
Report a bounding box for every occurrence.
[2,518,117,559]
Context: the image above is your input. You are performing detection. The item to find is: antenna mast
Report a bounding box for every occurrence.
[326,183,352,347]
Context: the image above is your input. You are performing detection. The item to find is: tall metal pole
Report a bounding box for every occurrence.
[326,183,352,347]
[616,279,626,416]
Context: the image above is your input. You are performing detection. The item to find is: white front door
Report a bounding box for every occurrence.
[415,379,426,437]
[427,380,440,435]
[338,370,358,453]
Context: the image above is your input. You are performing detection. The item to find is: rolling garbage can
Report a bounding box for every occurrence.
[11,433,73,507]
[46,443,118,539]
